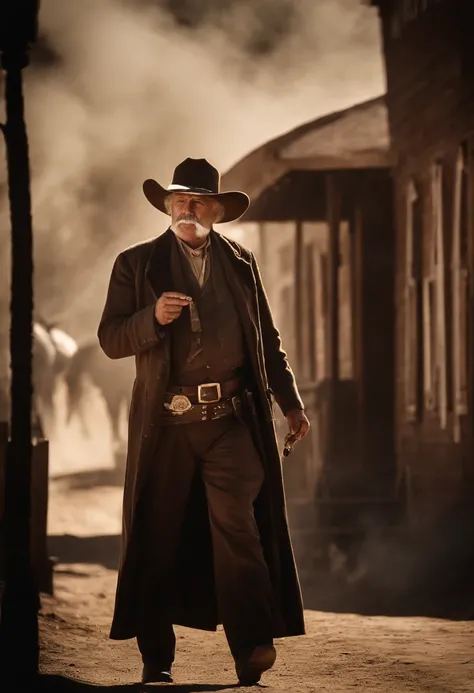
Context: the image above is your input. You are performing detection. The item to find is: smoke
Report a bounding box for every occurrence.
[0,0,384,342]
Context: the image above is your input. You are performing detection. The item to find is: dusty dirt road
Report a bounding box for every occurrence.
[39,477,474,692]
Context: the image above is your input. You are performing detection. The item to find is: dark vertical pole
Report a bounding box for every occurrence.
[326,173,341,468]
[0,1,40,683]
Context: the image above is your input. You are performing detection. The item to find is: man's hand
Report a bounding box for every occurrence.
[155,292,192,326]
[286,408,310,442]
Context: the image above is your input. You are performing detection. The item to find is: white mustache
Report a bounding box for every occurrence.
[176,218,207,233]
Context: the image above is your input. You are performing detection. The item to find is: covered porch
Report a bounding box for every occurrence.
[223,96,399,594]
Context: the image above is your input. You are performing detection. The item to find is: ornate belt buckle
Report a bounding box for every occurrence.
[198,382,221,404]
[165,394,193,414]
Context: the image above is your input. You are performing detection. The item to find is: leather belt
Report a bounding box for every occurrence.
[166,377,241,405]
[160,397,237,425]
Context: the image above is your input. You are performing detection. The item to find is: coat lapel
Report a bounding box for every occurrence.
[211,231,268,390]
[210,230,258,330]
[144,227,180,300]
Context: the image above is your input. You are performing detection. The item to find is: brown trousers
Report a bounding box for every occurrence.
[135,414,275,666]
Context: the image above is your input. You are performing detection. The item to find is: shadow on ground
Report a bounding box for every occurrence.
[37,675,238,692]
[48,535,121,571]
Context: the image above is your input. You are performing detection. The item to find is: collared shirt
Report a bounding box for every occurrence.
[175,234,211,288]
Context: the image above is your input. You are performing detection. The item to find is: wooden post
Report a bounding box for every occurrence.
[326,174,341,468]
[0,1,40,681]
[349,205,360,383]
[30,438,53,594]
[306,247,317,382]
[294,221,304,375]
[1,431,53,595]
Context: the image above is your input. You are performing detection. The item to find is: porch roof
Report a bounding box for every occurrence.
[222,95,391,204]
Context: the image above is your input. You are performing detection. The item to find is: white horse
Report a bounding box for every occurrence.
[0,320,78,436]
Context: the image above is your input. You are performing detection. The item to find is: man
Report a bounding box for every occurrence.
[98,158,310,685]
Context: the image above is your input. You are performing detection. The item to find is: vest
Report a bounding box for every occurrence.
[168,234,247,386]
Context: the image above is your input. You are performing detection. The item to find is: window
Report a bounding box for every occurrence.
[451,145,469,441]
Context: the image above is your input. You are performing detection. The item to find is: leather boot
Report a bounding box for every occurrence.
[235,644,276,685]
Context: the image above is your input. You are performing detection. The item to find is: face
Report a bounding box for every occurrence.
[169,193,220,246]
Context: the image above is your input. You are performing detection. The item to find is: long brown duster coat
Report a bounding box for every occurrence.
[97,228,305,640]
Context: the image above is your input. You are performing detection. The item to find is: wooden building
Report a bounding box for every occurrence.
[371,0,474,527]
[222,96,399,593]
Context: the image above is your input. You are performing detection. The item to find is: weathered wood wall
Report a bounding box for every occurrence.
[377,0,474,523]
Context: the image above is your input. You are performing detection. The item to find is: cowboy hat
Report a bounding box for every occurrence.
[143,158,250,224]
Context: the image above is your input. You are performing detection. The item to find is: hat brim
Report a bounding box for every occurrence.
[143,179,250,224]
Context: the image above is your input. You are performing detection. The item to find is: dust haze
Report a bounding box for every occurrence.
[1,0,384,342]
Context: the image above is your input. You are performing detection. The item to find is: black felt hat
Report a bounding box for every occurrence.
[143,158,250,224]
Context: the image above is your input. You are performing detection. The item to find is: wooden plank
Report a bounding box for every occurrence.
[281,153,392,170]
[0,428,52,594]
[30,439,53,594]
[325,173,342,469]
[465,135,474,482]
[299,238,314,381]
[326,174,341,384]
[306,245,317,382]
[404,179,419,421]
[349,208,360,382]
[0,422,7,523]
[451,146,468,442]
[468,137,474,460]
[433,163,448,429]
[294,221,304,375]
[0,422,8,590]
[314,250,326,380]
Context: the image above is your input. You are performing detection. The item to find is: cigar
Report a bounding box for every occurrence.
[283,433,298,457]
